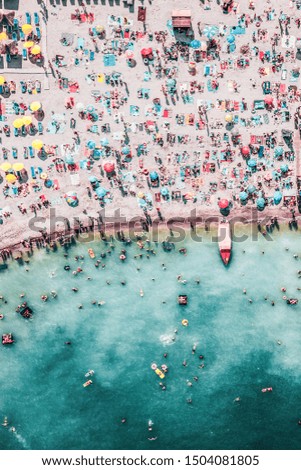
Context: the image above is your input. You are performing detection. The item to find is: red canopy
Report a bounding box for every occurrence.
[141,48,152,57]
[241,146,250,155]
[104,162,115,173]
[172,10,191,28]
[218,199,229,209]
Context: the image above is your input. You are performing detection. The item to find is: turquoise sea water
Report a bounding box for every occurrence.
[1,228,301,450]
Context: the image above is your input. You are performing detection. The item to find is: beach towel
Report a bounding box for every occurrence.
[53,179,60,190]
[77,37,85,49]
[103,54,116,66]
[143,71,151,81]
[166,20,174,36]
[130,105,140,116]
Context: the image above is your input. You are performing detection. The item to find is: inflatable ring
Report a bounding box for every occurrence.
[143,169,149,176]
[120,254,126,260]
[281,287,286,292]
[151,363,157,370]
[283,296,287,300]
[161,364,168,371]
[0,314,3,320]
[182,319,189,326]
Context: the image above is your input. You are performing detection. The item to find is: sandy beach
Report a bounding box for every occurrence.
[0,0,301,253]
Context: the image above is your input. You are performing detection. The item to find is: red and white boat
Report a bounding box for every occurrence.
[218,220,232,266]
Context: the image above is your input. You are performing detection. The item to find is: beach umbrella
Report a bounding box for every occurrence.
[150,171,158,181]
[141,47,153,56]
[24,41,34,49]
[95,25,105,33]
[264,96,273,104]
[273,190,282,205]
[241,146,250,156]
[227,34,235,43]
[203,25,218,39]
[44,179,53,188]
[100,137,109,146]
[122,145,130,155]
[225,113,233,123]
[247,159,257,168]
[89,175,98,183]
[87,140,96,150]
[256,197,265,210]
[5,174,17,183]
[65,191,78,207]
[0,75,6,85]
[0,162,12,172]
[95,187,107,198]
[125,50,134,59]
[190,39,201,49]
[32,139,44,150]
[30,101,41,112]
[280,164,289,173]
[31,45,41,55]
[167,78,176,87]
[218,199,229,209]
[76,102,85,111]
[239,191,248,201]
[137,191,145,199]
[0,32,8,41]
[12,163,24,172]
[97,74,105,83]
[65,155,75,165]
[247,185,256,194]
[22,116,32,126]
[13,118,24,129]
[22,24,33,34]
[103,162,115,173]
[274,147,283,158]
[160,187,169,196]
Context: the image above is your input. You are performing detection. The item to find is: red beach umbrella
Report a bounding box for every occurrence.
[218,199,229,209]
[103,162,115,173]
[140,47,152,57]
[264,96,273,104]
[241,146,250,156]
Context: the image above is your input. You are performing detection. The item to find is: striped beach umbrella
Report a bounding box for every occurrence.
[203,25,218,39]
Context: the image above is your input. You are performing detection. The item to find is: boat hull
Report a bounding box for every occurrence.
[218,222,232,266]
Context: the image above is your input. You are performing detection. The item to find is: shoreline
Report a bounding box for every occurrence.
[0,208,299,264]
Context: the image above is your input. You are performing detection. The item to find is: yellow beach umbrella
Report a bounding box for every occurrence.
[30,101,41,112]
[22,116,32,126]
[13,118,24,129]
[97,73,105,83]
[225,113,233,123]
[22,24,33,34]
[24,40,34,49]
[6,174,17,183]
[32,139,44,150]
[0,75,6,85]
[95,25,104,33]
[137,192,145,199]
[0,32,8,41]
[0,162,12,172]
[31,45,41,55]
[12,163,24,172]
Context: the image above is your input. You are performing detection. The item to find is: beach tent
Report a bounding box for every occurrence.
[273,191,282,205]
[171,10,191,28]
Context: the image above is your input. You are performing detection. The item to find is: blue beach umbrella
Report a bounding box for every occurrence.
[273,190,282,205]
[190,39,201,49]
[65,155,75,165]
[150,171,158,181]
[93,148,102,160]
[167,78,176,87]
[44,179,53,188]
[247,159,257,168]
[247,185,256,194]
[160,187,169,196]
[274,147,283,158]
[203,25,218,39]
[227,34,235,43]
[122,146,130,155]
[256,197,265,209]
[89,175,98,183]
[96,187,108,198]
[280,164,289,173]
[87,140,96,150]
[239,191,248,201]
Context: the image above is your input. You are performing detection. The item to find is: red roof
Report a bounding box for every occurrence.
[172,9,191,28]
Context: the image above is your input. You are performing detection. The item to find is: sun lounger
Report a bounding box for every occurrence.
[25,12,31,24]
[34,13,39,26]
[36,27,41,40]
[30,167,36,179]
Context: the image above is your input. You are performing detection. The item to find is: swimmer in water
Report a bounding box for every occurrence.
[248,298,253,303]
[121,280,126,285]
[20,293,25,298]
[192,344,197,354]
[72,287,78,292]
[243,288,246,294]
[182,360,187,367]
